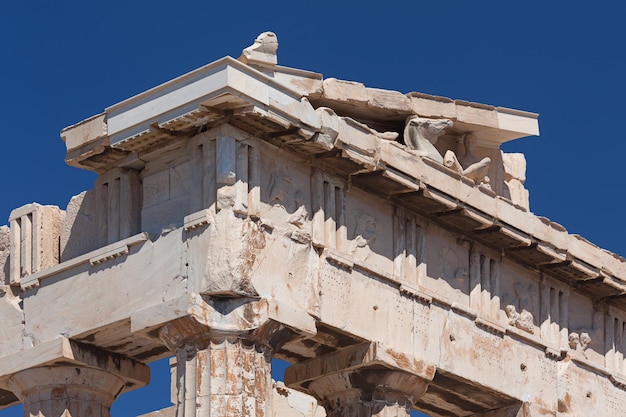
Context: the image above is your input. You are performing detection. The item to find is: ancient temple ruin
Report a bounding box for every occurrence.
[0,32,625,417]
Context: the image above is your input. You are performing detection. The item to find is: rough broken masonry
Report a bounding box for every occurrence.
[0,32,624,417]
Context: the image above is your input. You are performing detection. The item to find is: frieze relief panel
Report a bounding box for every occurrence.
[343,188,393,275]
[567,291,604,366]
[504,282,538,335]
[141,147,191,236]
[498,262,540,335]
[423,227,470,308]
[262,159,311,232]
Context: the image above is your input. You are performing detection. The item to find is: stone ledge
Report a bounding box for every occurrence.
[20,232,149,290]
[0,338,149,393]
[285,341,436,391]
[183,209,213,231]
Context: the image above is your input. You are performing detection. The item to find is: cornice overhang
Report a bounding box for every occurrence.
[106,56,317,147]
[61,56,324,172]
[61,56,539,173]
[56,54,624,306]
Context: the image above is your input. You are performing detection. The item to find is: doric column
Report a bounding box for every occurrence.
[9,366,125,417]
[160,324,272,417]
[0,338,149,417]
[158,298,314,417]
[285,342,435,417]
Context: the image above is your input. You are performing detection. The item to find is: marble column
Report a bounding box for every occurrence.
[160,323,273,417]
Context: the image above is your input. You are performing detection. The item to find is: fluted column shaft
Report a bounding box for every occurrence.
[160,314,273,417]
[174,337,271,417]
[8,366,125,417]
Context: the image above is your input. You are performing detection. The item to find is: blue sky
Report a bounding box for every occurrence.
[1,1,625,416]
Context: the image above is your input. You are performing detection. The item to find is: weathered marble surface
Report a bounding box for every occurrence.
[1,33,625,417]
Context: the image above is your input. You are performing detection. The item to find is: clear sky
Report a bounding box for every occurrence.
[1,1,625,416]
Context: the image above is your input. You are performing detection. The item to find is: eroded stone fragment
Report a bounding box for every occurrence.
[239,31,278,69]
[9,203,64,285]
[403,115,452,163]
[0,226,9,284]
[502,152,529,209]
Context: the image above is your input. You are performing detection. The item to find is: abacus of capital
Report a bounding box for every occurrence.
[1,32,625,417]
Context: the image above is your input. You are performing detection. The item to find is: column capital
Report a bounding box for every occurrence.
[285,342,435,416]
[157,296,316,359]
[0,338,149,417]
[156,298,317,417]
[9,366,125,417]
[0,337,149,394]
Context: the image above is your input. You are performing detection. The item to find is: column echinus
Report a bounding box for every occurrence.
[3,339,149,417]
[285,343,435,417]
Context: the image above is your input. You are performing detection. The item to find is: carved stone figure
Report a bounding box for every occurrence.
[349,211,380,255]
[268,170,304,213]
[503,282,537,334]
[287,205,309,228]
[505,304,535,334]
[569,331,592,357]
[443,133,491,184]
[403,116,452,164]
[580,332,592,350]
[502,152,529,209]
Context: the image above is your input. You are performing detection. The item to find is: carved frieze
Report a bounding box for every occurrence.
[348,210,380,262]
[503,282,538,334]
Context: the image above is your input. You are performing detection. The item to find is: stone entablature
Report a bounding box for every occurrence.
[1,33,625,417]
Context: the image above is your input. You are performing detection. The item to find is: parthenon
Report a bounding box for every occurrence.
[0,32,624,417]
